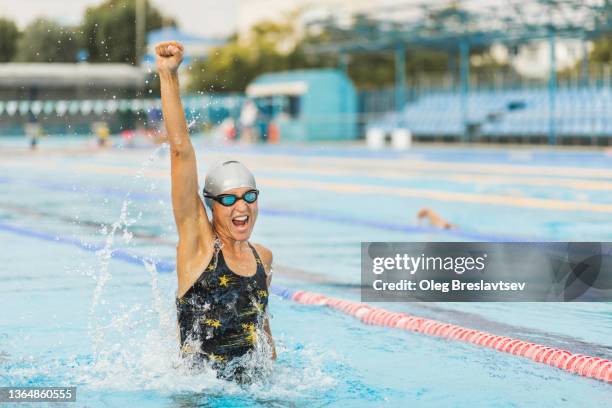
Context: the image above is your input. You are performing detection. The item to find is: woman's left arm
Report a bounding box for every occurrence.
[264,316,276,360]
[255,244,276,360]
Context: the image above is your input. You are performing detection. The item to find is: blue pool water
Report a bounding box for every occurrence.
[0,136,611,407]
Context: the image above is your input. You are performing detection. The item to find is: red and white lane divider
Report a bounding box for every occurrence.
[288,290,612,383]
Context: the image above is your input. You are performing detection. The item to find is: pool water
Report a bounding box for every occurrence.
[1,136,611,407]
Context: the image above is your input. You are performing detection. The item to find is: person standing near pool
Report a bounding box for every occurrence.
[155,41,276,381]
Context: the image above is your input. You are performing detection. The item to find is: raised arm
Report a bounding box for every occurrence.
[156,42,213,285]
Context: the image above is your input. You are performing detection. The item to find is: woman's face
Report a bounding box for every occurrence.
[211,187,258,242]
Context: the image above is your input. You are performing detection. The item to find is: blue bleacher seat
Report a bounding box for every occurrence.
[368,86,612,139]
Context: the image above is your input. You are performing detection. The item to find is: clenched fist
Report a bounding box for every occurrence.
[155,41,184,76]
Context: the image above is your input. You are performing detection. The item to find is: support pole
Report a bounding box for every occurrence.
[581,38,590,87]
[135,0,146,66]
[548,30,557,145]
[338,52,349,74]
[394,44,406,116]
[459,39,470,142]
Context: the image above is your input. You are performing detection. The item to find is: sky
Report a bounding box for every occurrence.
[0,0,239,38]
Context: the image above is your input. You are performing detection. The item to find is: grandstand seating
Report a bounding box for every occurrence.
[369,87,612,138]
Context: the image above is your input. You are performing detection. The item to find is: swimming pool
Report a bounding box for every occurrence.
[1,136,611,407]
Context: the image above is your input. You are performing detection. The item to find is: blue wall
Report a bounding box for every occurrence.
[249,69,357,141]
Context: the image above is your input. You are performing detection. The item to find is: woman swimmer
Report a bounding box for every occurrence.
[155,41,276,382]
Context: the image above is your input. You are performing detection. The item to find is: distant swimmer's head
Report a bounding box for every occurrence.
[204,160,258,241]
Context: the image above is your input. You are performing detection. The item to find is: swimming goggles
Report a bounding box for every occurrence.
[204,189,259,206]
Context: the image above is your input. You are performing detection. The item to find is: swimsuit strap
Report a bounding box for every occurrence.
[247,243,268,281]
[247,242,261,263]
[213,233,223,253]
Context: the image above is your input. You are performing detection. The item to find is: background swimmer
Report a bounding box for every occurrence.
[417,207,456,230]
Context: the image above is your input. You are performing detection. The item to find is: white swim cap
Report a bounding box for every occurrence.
[203,160,257,208]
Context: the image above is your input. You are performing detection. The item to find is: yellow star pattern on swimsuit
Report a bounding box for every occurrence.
[208,353,226,362]
[180,343,195,354]
[205,319,221,328]
[242,322,257,345]
[219,275,229,287]
[257,290,267,298]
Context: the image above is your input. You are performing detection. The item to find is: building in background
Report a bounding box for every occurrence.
[0,63,146,135]
[0,63,145,101]
[246,69,357,141]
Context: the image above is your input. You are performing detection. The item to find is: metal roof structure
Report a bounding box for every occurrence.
[302,0,612,144]
[304,0,612,53]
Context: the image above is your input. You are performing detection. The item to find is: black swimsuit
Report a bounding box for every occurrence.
[176,239,269,372]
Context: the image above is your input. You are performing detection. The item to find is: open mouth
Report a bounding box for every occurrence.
[232,215,249,227]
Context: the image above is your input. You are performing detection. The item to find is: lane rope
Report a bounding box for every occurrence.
[0,222,175,272]
[270,285,612,384]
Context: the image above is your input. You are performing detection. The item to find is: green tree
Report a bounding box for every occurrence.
[0,18,19,62]
[559,34,612,80]
[81,0,173,64]
[590,35,612,64]
[15,19,80,62]
[340,49,452,90]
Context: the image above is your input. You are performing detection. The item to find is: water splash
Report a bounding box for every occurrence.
[72,314,338,399]
[87,145,166,362]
